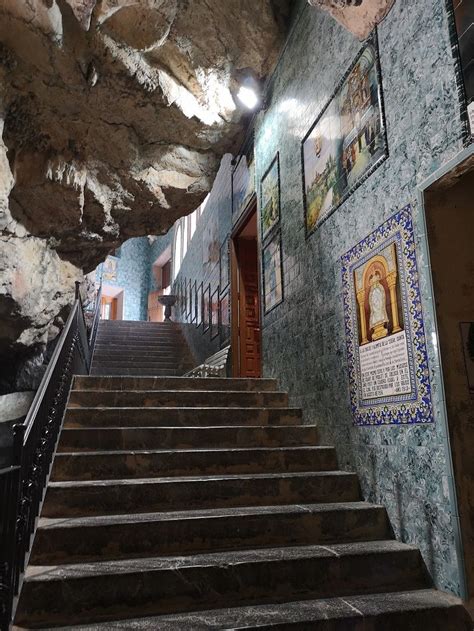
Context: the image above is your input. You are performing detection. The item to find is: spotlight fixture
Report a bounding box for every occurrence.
[237,85,260,110]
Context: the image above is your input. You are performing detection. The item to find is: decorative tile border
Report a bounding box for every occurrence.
[341,205,434,426]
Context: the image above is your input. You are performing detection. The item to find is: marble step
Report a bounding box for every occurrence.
[50,446,338,481]
[73,376,278,392]
[95,332,185,341]
[89,367,181,376]
[59,425,313,451]
[30,590,470,630]
[31,502,390,565]
[91,359,183,368]
[92,349,177,359]
[94,341,185,349]
[16,541,430,628]
[63,406,303,429]
[68,389,289,409]
[41,471,360,517]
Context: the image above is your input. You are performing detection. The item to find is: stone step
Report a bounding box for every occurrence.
[92,349,177,359]
[95,332,185,340]
[59,425,313,450]
[16,541,430,628]
[73,376,278,392]
[68,390,289,409]
[50,446,338,481]
[91,359,182,368]
[31,502,390,565]
[30,590,470,630]
[63,406,303,429]
[89,367,181,376]
[41,471,360,517]
[94,341,185,349]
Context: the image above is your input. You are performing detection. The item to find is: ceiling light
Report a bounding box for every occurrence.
[237,86,259,110]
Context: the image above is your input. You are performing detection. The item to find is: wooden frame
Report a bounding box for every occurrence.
[191,280,197,324]
[195,281,202,327]
[219,289,230,346]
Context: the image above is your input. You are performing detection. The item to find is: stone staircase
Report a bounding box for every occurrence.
[14,374,471,627]
[90,320,193,376]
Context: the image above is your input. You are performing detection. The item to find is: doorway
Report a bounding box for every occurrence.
[148,248,172,322]
[100,286,124,320]
[230,198,262,378]
[424,166,474,611]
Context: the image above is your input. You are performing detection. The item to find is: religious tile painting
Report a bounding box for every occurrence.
[202,284,210,333]
[220,291,230,345]
[260,153,280,240]
[302,34,388,235]
[262,231,284,314]
[452,0,474,134]
[211,287,219,340]
[102,256,118,282]
[341,205,434,426]
[220,237,230,291]
[195,282,202,327]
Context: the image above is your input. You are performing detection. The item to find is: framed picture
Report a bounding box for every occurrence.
[211,287,220,340]
[102,256,118,282]
[191,280,197,323]
[182,278,187,320]
[262,230,284,314]
[196,282,203,327]
[260,152,280,240]
[220,237,230,291]
[460,322,474,395]
[341,206,434,426]
[446,0,474,142]
[202,284,211,333]
[232,151,256,217]
[302,33,388,236]
[219,291,230,345]
[187,279,193,320]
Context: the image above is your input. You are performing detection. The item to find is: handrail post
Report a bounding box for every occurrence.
[75,281,80,301]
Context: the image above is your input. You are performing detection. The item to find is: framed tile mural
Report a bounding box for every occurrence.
[262,230,284,315]
[202,284,210,333]
[341,205,434,426]
[195,282,203,327]
[446,0,474,141]
[210,287,220,340]
[191,281,197,324]
[260,152,280,241]
[102,257,118,282]
[302,33,388,236]
[220,237,230,291]
[219,291,230,345]
[232,150,256,218]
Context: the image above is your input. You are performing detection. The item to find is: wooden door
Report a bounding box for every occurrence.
[231,201,262,378]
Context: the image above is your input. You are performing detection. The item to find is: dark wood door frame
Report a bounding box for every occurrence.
[230,196,262,377]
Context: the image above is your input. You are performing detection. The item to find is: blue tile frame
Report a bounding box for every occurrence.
[341,205,434,426]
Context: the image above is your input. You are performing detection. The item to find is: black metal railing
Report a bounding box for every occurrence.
[0,281,101,630]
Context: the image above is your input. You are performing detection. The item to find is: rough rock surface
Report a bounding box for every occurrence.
[0,0,291,386]
[307,0,395,40]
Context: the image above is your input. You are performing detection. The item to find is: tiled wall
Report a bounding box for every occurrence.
[170,156,233,365]
[96,237,150,321]
[254,0,466,596]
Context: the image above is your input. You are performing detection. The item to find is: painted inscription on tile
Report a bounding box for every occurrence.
[263,231,284,314]
[302,34,387,234]
[341,206,433,425]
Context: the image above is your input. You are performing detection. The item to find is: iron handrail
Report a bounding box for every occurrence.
[0,280,95,631]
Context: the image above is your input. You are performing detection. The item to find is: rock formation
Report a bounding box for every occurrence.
[307,0,395,40]
[0,0,291,388]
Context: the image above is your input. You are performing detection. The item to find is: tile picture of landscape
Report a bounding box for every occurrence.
[260,153,280,240]
[302,37,387,234]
